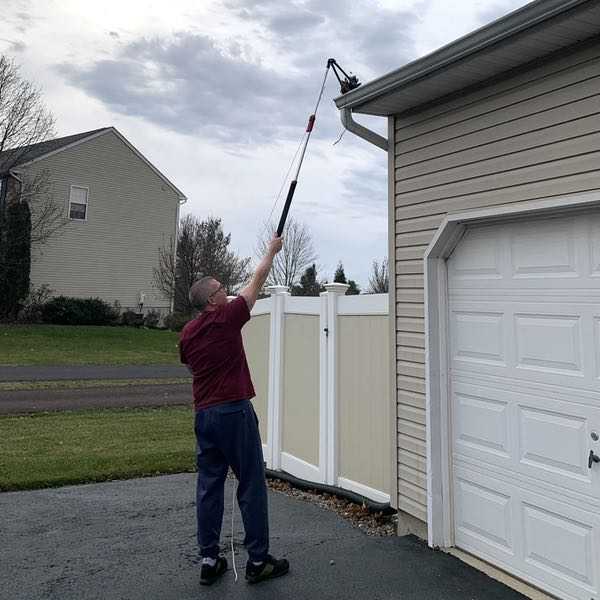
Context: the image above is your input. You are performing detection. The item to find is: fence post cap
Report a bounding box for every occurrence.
[266,285,290,295]
[323,283,349,294]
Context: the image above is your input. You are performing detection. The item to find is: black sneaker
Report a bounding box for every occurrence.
[245,554,289,584]
[200,556,227,585]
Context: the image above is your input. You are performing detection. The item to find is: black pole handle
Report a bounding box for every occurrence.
[276,180,297,237]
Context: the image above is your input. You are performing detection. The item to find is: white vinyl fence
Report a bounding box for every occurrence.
[242,284,391,504]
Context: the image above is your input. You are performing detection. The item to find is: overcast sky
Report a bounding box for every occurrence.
[2,0,531,289]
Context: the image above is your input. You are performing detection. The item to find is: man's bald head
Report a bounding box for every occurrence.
[189,277,218,311]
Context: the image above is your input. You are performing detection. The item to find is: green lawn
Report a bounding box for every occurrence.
[0,324,182,366]
[0,407,196,491]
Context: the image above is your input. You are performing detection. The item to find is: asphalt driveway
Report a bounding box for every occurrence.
[0,473,527,600]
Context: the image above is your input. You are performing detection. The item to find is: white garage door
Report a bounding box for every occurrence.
[447,212,600,600]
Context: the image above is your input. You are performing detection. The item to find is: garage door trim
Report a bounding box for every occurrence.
[423,190,600,551]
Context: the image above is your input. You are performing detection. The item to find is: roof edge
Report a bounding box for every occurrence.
[14,127,187,201]
[334,0,591,111]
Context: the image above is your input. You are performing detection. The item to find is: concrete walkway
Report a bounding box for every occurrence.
[0,364,189,382]
[0,473,527,600]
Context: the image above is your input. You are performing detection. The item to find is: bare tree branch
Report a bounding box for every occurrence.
[255,217,317,288]
[0,55,55,169]
[367,258,389,294]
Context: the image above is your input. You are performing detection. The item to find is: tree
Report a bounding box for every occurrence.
[367,258,389,294]
[255,217,316,288]
[333,261,360,295]
[346,280,361,295]
[0,201,31,319]
[153,215,252,313]
[291,263,325,296]
[0,55,55,163]
[333,262,347,284]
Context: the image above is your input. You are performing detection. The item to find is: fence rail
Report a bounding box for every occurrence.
[242,284,391,504]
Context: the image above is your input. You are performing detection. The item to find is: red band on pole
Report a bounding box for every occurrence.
[306,114,316,132]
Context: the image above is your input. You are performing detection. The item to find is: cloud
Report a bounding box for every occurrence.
[58,32,329,145]
[0,37,26,53]
[57,1,422,146]
[341,159,387,213]
[477,0,528,26]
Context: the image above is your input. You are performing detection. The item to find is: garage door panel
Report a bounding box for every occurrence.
[454,475,514,554]
[448,227,504,281]
[451,310,506,366]
[454,392,510,458]
[589,215,600,277]
[509,218,580,279]
[518,405,589,481]
[595,317,600,379]
[522,503,595,589]
[515,313,583,376]
[517,487,600,599]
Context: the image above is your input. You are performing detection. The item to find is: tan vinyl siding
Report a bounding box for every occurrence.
[27,131,180,309]
[393,41,600,523]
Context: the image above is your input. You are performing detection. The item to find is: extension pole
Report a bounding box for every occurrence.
[276,64,330,236]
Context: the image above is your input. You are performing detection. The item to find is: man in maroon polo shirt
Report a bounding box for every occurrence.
[179,236,289,586]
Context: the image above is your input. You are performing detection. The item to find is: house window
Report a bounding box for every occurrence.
[69,186,88,220]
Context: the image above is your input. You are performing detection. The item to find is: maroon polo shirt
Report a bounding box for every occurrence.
[179,296,255,411]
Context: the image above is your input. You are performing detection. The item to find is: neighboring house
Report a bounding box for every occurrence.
[335,1,600,599]
[0,127,186,312]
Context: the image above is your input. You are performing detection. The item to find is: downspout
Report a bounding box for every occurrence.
[339,106,399,515]
[340,107,388,151]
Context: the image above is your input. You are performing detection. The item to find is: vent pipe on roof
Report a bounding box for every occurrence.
[340,107,388,151]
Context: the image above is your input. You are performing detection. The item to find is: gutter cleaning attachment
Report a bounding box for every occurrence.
[272,58,362,236]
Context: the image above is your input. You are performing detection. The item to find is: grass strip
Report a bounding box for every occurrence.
[0,324,181,366]
[0,407,196,492]
[0,377,191,392]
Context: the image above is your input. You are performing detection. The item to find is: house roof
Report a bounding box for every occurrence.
[0,126,187,201]
[334,0,600,116]
[0,128,109,175]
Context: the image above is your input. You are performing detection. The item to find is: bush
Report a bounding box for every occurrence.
[16,284,53,323]
[121,310,144,327]
[163,312,190,331]
[41,296,120,326]
[143,309,161,329]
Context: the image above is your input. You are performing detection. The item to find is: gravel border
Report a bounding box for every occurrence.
[266,477,398,536]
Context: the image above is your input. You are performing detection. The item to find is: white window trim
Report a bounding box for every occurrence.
[423,190,600,550]
[68,184,90,222]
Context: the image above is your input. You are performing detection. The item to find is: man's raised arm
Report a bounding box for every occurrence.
[240,236,283,311]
